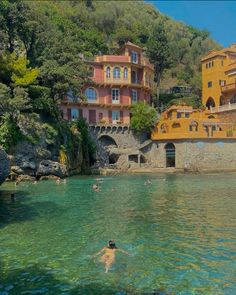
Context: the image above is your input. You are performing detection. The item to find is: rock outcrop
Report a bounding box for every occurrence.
[9,140,75,180]
[37,160,68,178]
[0,148,10,184]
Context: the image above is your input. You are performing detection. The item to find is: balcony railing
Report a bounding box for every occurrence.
[221,83,236,92]
[211,102,236,113]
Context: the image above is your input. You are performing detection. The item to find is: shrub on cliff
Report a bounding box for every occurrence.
[130,102,158,133]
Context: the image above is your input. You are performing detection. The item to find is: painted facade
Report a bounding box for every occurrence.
[60,42,154,124]
[201,44,236,111]
[151,105,236,141]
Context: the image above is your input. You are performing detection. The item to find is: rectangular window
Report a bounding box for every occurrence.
[131,89,138,104]
[206,63,208,69]
[111,89,120,104]
[131,51,138,64]
[219,80,226,86]
[177,112,182,118]
[209,62,211,68]
[212,61,214,67]
[185,113,190,118]
[99,112,103,120]
[112,110,120,123]
[208,81,212,88]
[71,108,79,121]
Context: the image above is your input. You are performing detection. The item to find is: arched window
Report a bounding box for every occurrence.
[124,67,128,79]
[113,67,120,79]
[206,97,215,109]
[160,123,169,134]
[172,122,181,128]
[189,121,198,132]
[67,90,74,102]
[106,67,110,79]
[85,88,97,102]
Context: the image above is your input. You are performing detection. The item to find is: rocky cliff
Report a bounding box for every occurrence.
[0,148,10,184]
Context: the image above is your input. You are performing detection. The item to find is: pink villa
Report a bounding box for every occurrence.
[60,42,154,125]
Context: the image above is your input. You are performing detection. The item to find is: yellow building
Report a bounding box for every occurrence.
[151,105,236,141]
[201,44,236,110]
[152,44,236,143]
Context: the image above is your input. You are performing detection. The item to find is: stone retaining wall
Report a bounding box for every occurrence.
[150,139,236,171]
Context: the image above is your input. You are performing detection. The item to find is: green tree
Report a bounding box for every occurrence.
[147,20,172,84]
[147,20,172,110]
[130,102,158,133]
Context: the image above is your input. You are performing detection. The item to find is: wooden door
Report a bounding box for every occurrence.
[89,110,96,124]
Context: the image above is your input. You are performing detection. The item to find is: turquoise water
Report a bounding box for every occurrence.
[0,173,236,295]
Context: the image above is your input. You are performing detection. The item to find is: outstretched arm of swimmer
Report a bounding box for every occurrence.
[93,247,106,257]
[117,249,130,255]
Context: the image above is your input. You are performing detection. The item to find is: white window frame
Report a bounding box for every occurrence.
[106,67,110,79]
[85,88,97,102]
[111,88,120,104]
[112,110,120,123]
[124,67,128,79]
[113,67,121,79]
[131,89,138,104]
[131,51,138,64]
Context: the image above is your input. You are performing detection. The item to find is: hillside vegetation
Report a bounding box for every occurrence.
[0,0,219,154]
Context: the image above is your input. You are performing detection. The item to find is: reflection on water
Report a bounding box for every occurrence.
[0,173,236,295]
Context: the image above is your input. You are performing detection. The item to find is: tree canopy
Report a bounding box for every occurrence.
[0,0,220,150]
[130,102,158,133]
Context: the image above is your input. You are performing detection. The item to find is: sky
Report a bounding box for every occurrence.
[147,1,236,47]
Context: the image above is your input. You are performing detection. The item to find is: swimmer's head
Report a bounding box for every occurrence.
[108,240,117,249]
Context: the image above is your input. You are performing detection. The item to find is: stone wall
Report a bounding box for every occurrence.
[218,110,236,125]
[90,125,236,172]
[89,125,149,149]
[150,139,236,171]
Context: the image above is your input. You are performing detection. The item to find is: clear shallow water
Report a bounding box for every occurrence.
[0,173,236,295]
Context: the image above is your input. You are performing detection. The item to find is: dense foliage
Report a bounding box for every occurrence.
[130,102,158,133]
[0,0,219,152]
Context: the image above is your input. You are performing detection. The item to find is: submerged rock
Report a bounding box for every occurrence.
[39,175,60,181]
[0,148,10,184]
[17,175,36,182]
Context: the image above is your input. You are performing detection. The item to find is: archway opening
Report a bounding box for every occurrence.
[98,135,118,148]
[206,97,215,109]
[230,94,236,104]
[189,121,198,132]
[165,143,176,167]
[109,153,119,164]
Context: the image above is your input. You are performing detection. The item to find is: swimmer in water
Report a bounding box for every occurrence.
[93,240,129,273]
[92,184,100,192]
[56,178,61,184]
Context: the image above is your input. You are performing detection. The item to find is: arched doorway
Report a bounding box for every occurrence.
[165,143,176,167]
[206,97,215,109]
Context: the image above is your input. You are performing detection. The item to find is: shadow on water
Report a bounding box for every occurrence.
[0,190,63,229]
[0,261,171,295]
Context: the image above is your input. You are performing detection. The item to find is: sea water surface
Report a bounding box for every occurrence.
[0,173,236,295]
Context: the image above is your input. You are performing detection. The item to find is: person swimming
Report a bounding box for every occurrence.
[93,240,129,273]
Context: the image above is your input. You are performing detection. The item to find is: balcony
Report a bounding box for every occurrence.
[221,83,236,93]
[211,102,236,113]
